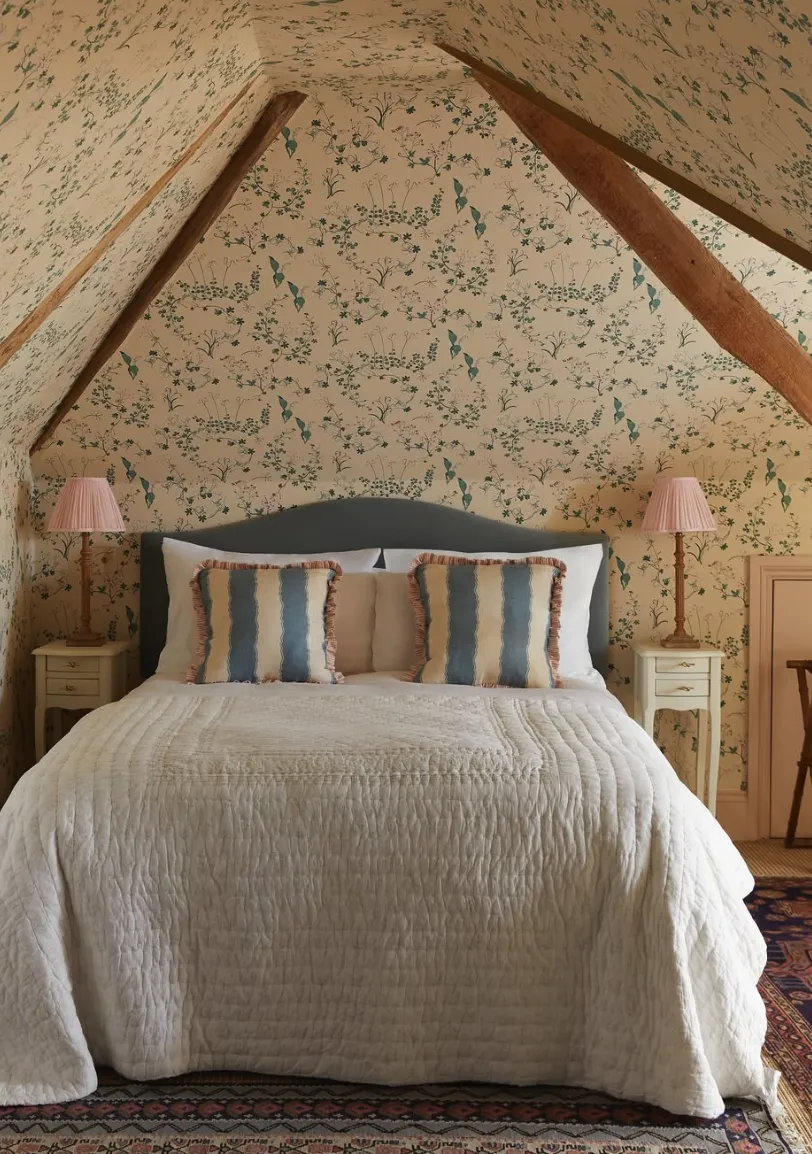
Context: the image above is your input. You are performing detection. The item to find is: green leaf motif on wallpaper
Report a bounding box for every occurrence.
[613,397,625,423]
[464,352,478,380]
[632,259,645,289]
[287,281,305,311]
[270,256,285,287]
[1,102,18,127]
[448,330,461,358]
[443,457,456,482]
[777,478,792,511]
[799,331,808,349]
[765,457,776,483]
[616,557,631,590]
[126,606,137,639]
[453,177,468,213]
[470,206,486,239]
[120,351,138,378]
[295,416,311,443]
[121,457,137,482]
[646,284,661,312]
[458,477,472,510]
[281,127,297,158]
[626,418,639,442]
[278,396,292,422]
[140,477,155,508]
[781,88,812,113]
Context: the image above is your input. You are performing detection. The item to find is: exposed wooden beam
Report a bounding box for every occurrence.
[1,79,257,371]
[439,43,812,275]
[32,90,307,454]
[471,68,812,428]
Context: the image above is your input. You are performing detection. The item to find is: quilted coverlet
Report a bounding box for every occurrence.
[0,681,775,1115]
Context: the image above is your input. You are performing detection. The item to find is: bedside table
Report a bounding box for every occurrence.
[33,640,129,761]
[632,643,723,815]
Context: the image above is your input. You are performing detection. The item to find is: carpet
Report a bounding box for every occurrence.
[0,1076,800,1154]
[747,878,812,1120]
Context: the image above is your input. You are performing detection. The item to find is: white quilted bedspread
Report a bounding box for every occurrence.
[0,679,774,1114]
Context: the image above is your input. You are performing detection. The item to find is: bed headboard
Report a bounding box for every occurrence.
[140,497,609,678]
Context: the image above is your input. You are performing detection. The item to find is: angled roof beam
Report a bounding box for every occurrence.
[0,79,257,372]
[470,67,812,428]
[438,43,812,275]
[32,90,307,453]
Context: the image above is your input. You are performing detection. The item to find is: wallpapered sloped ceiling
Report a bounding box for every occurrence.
[2,0,812,797]
[31,78,812,799]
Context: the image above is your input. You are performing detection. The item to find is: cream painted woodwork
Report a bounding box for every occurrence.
[769,580,812,840]
[33,640,129,762]
[633,643,723,816]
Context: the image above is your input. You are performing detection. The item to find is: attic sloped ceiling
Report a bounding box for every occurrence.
[2,0,812,449]
[439,0,812,254]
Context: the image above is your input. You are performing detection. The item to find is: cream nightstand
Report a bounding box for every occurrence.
[632,643,723,815]
[33,640,129,761]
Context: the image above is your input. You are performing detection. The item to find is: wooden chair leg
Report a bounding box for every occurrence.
[785,760,810,848]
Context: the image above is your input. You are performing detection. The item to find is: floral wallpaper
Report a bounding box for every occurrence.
[29,77,812,797]
[0,0,263,338]
[0,447,33,800]
[440,0,812,254]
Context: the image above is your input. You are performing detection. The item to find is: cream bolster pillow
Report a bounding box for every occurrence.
[407,555,565,689]
[378,543,602,678]
[157,538,380,678]
[188,560,342,685]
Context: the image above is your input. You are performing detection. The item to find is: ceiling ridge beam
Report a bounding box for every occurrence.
[1,78,258,372]
[438,43,812,275]
[31,90,307,454]
[472,68,812,427]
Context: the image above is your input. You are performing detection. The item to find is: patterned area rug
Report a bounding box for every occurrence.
[1,879,808,1154]
[747,878,812,1118]
[0,1077,799,1154]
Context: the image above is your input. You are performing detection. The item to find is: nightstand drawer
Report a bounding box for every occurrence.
[655,678,710,698]
[47,655,99,675]
[654,655,711,674]
[46,676,100,698]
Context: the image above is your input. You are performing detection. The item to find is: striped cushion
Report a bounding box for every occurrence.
[407,554,566,688]
[188,560,342,684]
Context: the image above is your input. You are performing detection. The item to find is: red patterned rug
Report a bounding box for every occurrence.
[747,877,812,1118]
[0,880,807,1153]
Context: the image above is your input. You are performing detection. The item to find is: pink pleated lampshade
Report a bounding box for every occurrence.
[48,477,125,533]
[641,476,716,533]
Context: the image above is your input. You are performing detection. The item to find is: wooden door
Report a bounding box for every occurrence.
[770,579,812,837]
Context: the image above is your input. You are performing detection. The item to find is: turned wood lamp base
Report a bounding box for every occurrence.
[663,531,700,649]
[67,531,106,648]
[661,630,701,649]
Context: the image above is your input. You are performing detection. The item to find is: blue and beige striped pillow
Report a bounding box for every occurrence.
[407,554,566,688]
[188,560,342,684]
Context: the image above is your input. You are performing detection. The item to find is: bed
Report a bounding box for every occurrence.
[0,498,774,1115]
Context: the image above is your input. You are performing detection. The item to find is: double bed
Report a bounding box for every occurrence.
[0,499,774,1115]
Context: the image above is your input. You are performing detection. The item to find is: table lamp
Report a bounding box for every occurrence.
[48,477,126,646]
[641,475,716,649]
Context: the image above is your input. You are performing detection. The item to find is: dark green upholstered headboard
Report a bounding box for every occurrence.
[140,497,609,678]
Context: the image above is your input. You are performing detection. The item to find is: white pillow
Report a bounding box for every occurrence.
[378,544,603,679]
[157,538,381,678]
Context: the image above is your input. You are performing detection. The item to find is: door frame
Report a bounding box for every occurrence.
[748,555,812,839]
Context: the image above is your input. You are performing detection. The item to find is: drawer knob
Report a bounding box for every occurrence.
[677,661,693,668]
[63,684,75,692]
[676,685,694,692]
[68,660,78,668]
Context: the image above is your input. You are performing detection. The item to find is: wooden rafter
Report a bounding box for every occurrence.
[471,68,812,427]
[32,90,307,453]
[1,80,257,372]
[438,43,812,275]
